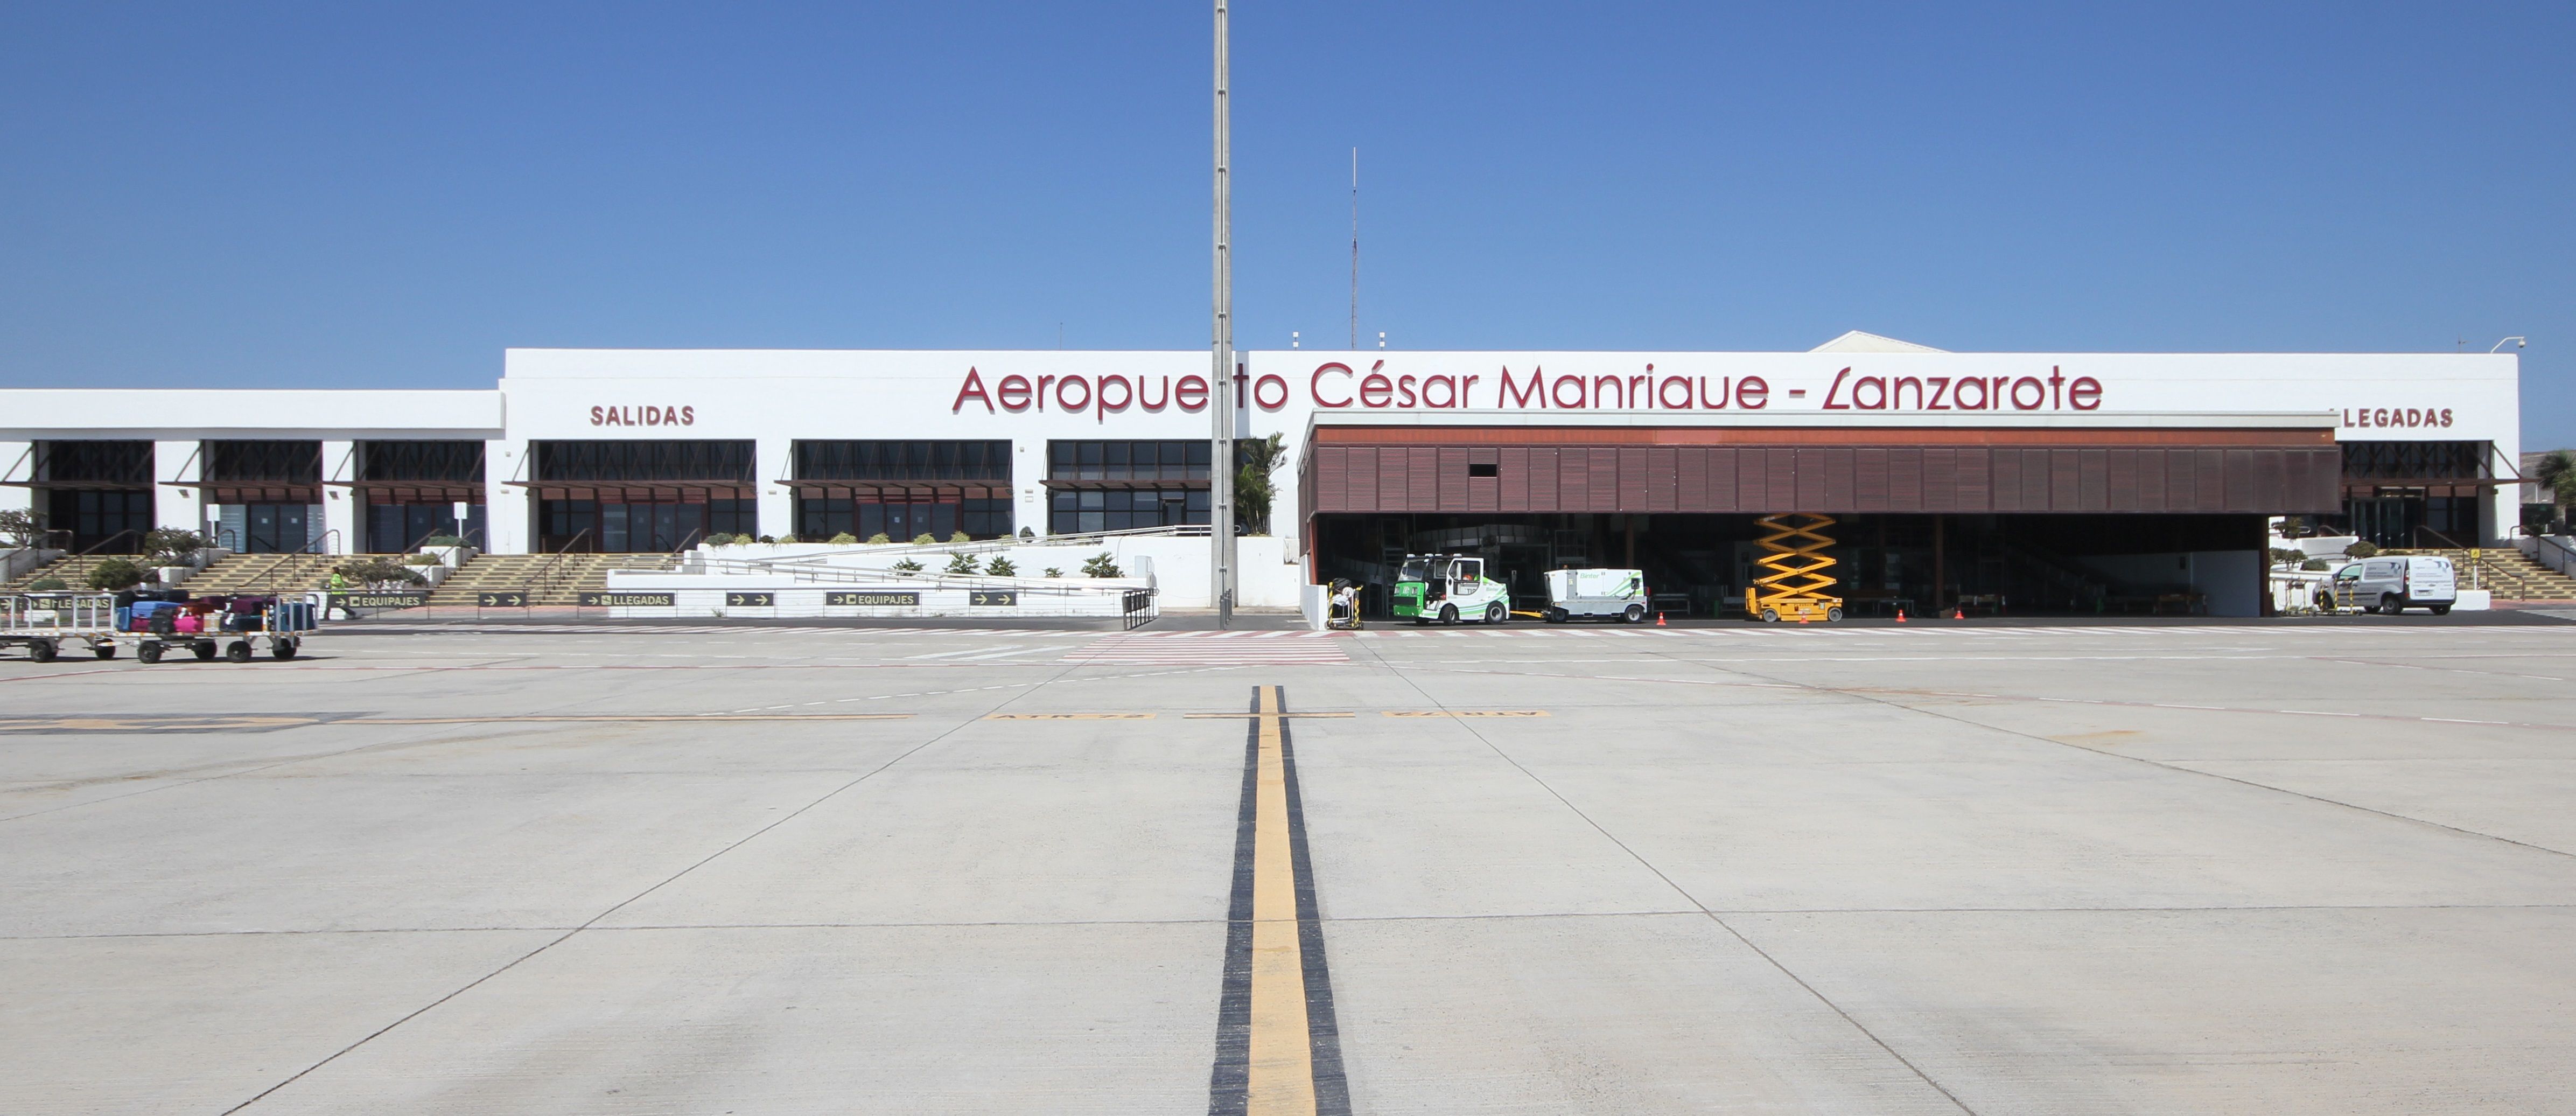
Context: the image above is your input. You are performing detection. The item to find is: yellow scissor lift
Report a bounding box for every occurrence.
[1745,513,1844,623]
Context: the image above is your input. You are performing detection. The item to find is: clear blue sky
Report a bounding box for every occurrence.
[4,3,2569,448]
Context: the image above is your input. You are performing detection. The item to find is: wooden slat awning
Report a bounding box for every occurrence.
[330,481,485,503]
[2337,477,2513,489]
[1040,478,1212,491]
[1301,426,2344,517]
[0,479,155,490]
[511,482,757,501]
[778,481,1011,500]
[187,484,321,504]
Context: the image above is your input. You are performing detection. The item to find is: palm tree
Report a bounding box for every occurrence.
[2536,450,2576,526]
[1234,433,1287,535]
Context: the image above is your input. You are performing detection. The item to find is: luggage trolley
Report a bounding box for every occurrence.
[128,596,319,664]
[1,592,123,662]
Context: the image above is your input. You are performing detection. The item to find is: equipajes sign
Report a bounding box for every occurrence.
[580,591,675,607]
[334,591,428,609]
[828,590,920,607]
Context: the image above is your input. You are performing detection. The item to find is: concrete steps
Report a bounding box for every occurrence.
[2386,548,2576,601]
[183,553,345,596]
[424,553,680,607]
[2,554,135,592]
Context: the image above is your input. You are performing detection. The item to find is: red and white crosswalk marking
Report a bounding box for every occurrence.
[1065,631,1352,665]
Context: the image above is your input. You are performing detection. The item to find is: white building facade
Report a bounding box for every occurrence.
[1,346,2524,598]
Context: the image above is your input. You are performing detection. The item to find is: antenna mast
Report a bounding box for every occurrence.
[1349,148,1359,350]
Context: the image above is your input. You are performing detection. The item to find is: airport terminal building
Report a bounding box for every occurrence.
[0,334,2524,615]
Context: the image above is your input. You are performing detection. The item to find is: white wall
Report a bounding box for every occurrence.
[0,350,2524,555]
[687,533,1300,609]
[321,440,358,553]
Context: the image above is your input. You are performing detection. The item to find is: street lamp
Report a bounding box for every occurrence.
[2491,337,2528,353]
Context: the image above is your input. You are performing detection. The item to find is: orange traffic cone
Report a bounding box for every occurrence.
[1952,606,1964,620]
[1896,608,1906,623]
[1656,611,1667,626]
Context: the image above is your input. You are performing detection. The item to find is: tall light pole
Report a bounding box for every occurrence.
[1210,0,1236,627]
[1350,147,1359,350]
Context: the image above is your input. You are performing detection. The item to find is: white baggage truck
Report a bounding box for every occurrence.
[1542,568,1648,623]
[1,592,122,661]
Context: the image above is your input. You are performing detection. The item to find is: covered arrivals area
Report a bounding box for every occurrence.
[1297,412,2344,619]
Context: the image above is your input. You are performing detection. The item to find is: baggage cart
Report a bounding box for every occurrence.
[1,593,123,662]
[129,598,319,664]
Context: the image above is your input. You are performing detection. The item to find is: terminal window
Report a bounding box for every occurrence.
[797,498,1011,542]
[1047,441,1213,482]
[794,441,1011,482]
[44,490,153,551]
[33,441,152,485]
[360,441,485,482]
[1049,489,1209,534]
[534,441,756,483]
[205,440,321,484]
[543,498,756,552]
[2340,440,2488,480]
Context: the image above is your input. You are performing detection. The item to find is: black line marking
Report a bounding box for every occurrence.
[1278,688,1352,1114]
[1207,687,1260,1115]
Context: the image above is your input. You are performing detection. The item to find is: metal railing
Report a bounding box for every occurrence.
[2514,528,2576,579]
[1122,589,1158,630]
[684,553,1145,592]
[526,529,594,604]
[713,523,1214,571]
[2400,526,2539,600]
[1,592,116,633]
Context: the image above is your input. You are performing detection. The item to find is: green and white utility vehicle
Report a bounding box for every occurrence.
[1392,553,1511,625]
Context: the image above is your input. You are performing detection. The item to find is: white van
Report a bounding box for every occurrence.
[2329,555,2457,615]
[1542,568,1647,623]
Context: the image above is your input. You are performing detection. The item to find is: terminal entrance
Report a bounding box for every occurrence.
[1311,511,2272,619]
[1296,422,2341,619]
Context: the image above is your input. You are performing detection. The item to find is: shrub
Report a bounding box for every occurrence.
[828,532,859,545]
[85,557,146,591]
[889,557,924,575]
[911,533,936,545]
[949,531,971,544]
[704,533,736,546]
[335,556,425,588]
[2268,547,2306,568]
[1081,552,1123,578]
[945,552,981,575]
[2343,541,2380,559]
[28,576,68,591]
[758,535,778,544]
[985,556,1017,577]
[421,534,465,547]
[2302,557,2329,570]
[403,553,442,566]
[867,533,892,545]
[1018,527,1034,541]
[143,527,207,563]
[1043,567,1064,578]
